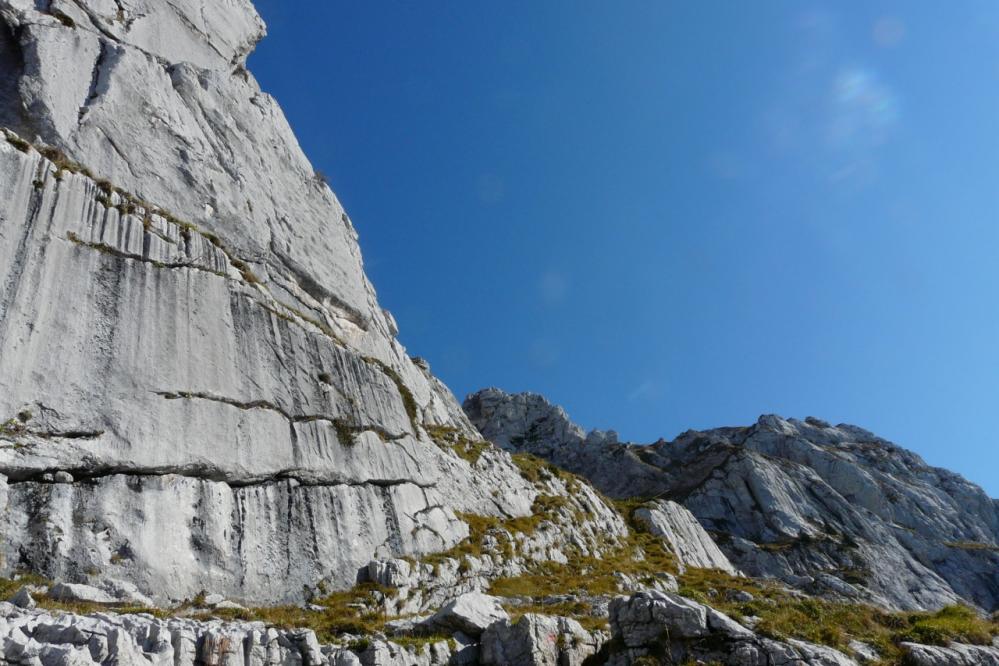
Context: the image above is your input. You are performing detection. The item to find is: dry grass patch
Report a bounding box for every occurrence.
[678,568,999,663]
[195,583,391,642]
[425,425,492,465]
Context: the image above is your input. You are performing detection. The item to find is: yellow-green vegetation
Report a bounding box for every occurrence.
[333,418,357,447]
[0,575,397,643]
[488,502,675,600]
[229,258,261,285]
[1,410,33,441]
[37,146,92,179]
[4,132,31,153]
[945,541,999,552]
[1,418,26,437]
[510,451,586,496]
[510,452,552,485]
[481,501,677,638]
[0,574,165,618]
[677,567,999,664]
[5,133,272,292]
[0,574,48,599]
[362,356,418,428]
[425,425,492,465]
[193,583,392,641]
[422,493,578,568]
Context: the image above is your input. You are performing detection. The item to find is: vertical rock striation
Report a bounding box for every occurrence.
[0,1,545,604]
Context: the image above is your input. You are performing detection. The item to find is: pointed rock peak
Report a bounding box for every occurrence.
[463,387,585,450]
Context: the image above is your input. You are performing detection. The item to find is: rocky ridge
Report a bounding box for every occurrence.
[465,388,999,613]
[6,583,999,666]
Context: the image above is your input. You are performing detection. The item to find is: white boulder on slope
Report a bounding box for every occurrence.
[633,499,739,574]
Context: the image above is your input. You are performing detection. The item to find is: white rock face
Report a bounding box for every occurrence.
[0,0,552,604]
[633,499,738,574]
[466,389,999,612]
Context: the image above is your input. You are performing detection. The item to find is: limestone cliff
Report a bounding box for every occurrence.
[465,388,999,613]
[0,0,556,604]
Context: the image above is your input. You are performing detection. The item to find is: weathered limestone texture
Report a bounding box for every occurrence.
[0,0,544,604]
[466,388,999,612]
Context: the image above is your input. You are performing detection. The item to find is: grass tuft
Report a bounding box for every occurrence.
[425,425,492,465]
[677,567,999,662]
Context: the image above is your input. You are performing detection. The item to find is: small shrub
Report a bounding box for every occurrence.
[363,357,418,428]
[230,258,261,285]
[425,425,492,465]
[333,419,356,447]
[945,541,999,552]
[5,133,31,153]
[511,452,555,485]
[901,605,995,646]
[52,11,75,27]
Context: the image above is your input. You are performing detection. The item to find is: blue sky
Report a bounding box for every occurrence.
[250,2,999,496]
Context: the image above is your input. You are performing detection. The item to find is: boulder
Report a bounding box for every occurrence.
[480,614,601,666]
[610,590,709,646]
[97,578,154,606]
[606,591,858,666]
[420,592,508,637]
[49,582,115,604]
[368,559,414,589]
[900,642,999,665]
[8,586,35,609]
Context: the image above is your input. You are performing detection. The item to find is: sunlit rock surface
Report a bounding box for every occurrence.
[0,0,557,604]
[465,388,999,611]
[632,499,738,575]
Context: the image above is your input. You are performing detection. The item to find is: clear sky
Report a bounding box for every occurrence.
[250,1,999,496]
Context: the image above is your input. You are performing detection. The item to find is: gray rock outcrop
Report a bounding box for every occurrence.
[633,499,738,574]
[48,582,115,604]
[900,641,999,665]
[479,614,602,666]
[419,593,508,638]
[606,590,858,666]
[0,0,584,605]
[0,601,457,666]
[465,388,999,612]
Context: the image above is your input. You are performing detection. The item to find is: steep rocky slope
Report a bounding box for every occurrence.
[0,0,625,606]
[2,1,998,664]
[465,388,999,613]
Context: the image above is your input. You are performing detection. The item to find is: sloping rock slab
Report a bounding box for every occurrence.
[900,641,999,665]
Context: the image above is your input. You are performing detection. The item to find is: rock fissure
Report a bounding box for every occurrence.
[152,390,407,441]
[2,465,435,490]
[62,232,229,277]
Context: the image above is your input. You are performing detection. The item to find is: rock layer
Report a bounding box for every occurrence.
[465,388,999,612]
[0,0,550,604]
